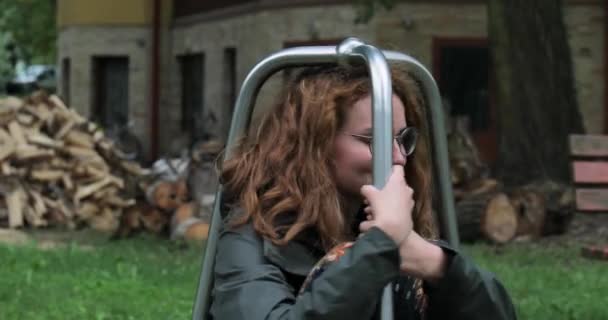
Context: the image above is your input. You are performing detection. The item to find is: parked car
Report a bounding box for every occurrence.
[5,64,56,95]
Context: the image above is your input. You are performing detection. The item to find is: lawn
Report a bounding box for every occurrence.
[466,241,607,320]
[0,232,606,319]
[0,232,203,320]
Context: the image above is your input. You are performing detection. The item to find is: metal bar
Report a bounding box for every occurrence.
[192,46,338,320]
[192,38,456,319]
[192,45,352,320]
[337,38,394,320]
[383,51,460,249]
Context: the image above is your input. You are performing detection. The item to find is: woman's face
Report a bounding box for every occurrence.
[332,94,408,199]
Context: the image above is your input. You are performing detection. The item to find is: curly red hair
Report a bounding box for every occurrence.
[220,65,437,250]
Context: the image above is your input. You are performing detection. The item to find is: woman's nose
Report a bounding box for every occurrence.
[392,140,406,166]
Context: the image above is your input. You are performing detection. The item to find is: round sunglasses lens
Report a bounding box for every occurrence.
[400,128,418,156]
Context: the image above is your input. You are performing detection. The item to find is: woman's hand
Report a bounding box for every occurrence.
[398,231,448,285]
[358,165,414,246]
[357,165,448,283]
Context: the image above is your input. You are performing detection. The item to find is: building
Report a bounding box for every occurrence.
[57,0,607,163]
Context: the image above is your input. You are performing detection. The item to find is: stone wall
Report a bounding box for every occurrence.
[168,1,605,145]
[58,2,605,160]
[57,26,152,155]
[170,4,375,144]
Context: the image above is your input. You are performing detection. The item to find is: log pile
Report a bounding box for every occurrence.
[448,117,574,244]
[0,92,149,233]
[114,140,223,242]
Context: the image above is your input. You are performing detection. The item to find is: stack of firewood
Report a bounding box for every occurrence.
[0,92,150,233]
[448,117,574,244]
[115,140,223,242]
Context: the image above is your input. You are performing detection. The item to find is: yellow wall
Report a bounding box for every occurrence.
[57,0,173,27]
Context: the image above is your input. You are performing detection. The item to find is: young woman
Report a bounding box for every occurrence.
[210,65,516,320]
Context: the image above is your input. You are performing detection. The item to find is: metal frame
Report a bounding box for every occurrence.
[191,37,458,320]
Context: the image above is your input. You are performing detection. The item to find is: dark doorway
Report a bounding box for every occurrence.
[433,38,496,165]
[178,53,205,144]
[92,56,129,129]
[61,58,71,106]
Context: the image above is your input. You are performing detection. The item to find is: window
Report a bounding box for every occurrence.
[178,53,205,141]
[223,47,237,135]
[92,56,129,128]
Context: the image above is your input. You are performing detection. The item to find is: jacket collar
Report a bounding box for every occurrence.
[263,237,320,276]
[226,206,344,276]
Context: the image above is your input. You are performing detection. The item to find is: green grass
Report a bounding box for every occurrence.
[465,242,608,320]
[0,234,606,319]
[0,234,204,320]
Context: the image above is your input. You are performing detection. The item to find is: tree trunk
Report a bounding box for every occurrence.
[488,0,585,186]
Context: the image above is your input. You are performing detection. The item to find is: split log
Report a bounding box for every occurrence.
[175,179,189,203]
[0,109,16,127]
[27,133,65,149]
[6,185,25,228]
[115,204,142,238]
[456,190,518,243]
[63,145,100,160]
[105,196,136,208]
[74,178,113,204]
[48,95,68,111]
[171,202,209,242]
[92,130,104,143]
[54,119,75,139]
[509,188,546,238]
[17,113,35,126]
[30,169,65,181]
[0,96,23,111]
[481,193,518,243]
[1,162,16,176]
[0,139,16,162]
[88,207,119,233]
[28,189,48,217]
[147,180,182,211]
[14,145,55,161]
[116,203,170,236]
[119,160,148,176]
[7,121,27,145]
[23,203,46,227]
[77,201,101,220]
[140,206,169,235]
[61,174,74,190]
[64,130,94,149]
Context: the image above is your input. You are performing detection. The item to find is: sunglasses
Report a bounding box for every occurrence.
[348,127,418,157]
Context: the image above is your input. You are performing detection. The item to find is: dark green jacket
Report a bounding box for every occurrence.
[210,222,516,319]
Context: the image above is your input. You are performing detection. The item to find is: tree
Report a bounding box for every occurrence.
[354,0,396,24]
[488,0,584,185]
[0,0,57,66]
[356,0,585,186]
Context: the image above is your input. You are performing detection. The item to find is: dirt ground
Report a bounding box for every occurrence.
[0,227,108,250]
[1,213,607,250]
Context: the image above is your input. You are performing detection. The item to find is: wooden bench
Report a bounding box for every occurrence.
[569,134,608,261]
